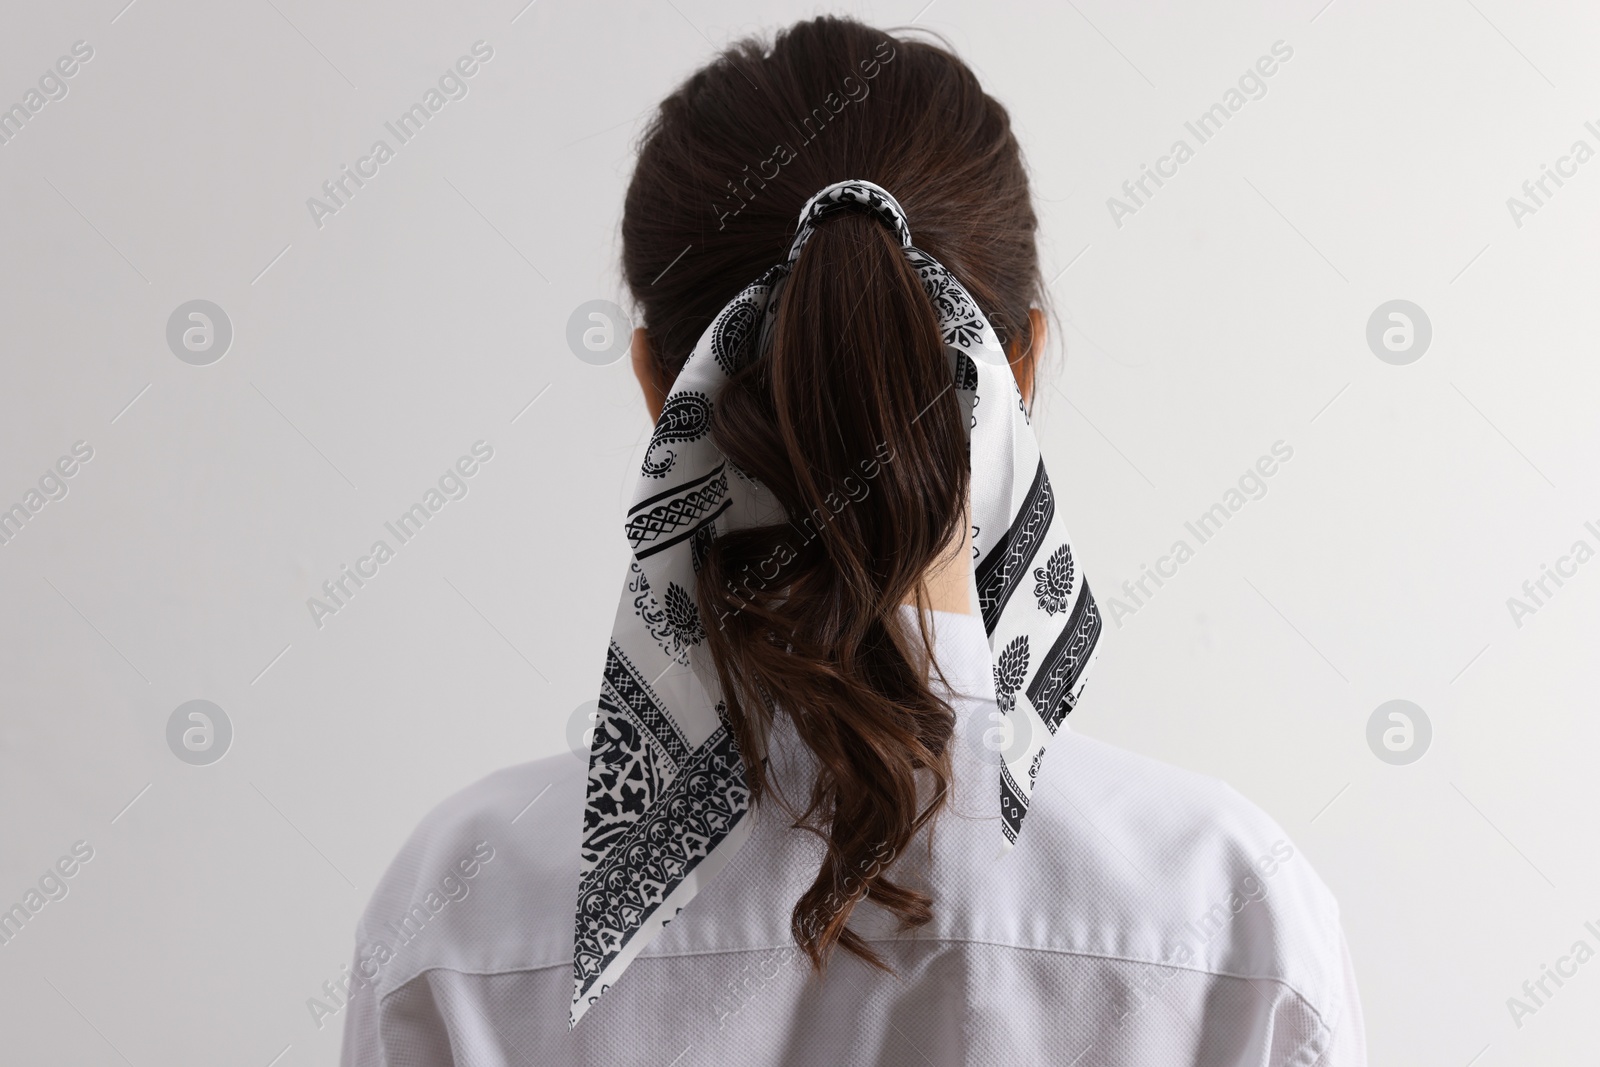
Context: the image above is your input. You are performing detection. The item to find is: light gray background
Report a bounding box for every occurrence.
[2,0,1597,1063]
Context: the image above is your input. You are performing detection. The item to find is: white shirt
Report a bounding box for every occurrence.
[340,609,1365,1066]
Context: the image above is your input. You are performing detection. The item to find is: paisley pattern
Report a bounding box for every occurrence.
[711,295,761,377]
[641,392,712,479]
[575,180,1103,1028]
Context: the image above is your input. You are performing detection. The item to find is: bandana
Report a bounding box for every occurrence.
[572,180,1102,1027]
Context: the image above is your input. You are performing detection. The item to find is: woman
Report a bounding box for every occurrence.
[342,17,1365,1065]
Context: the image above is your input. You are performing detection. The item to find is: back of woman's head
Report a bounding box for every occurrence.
[620,16,1041,973]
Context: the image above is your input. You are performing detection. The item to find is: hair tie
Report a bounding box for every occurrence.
[785,180,913,261]
[573,179,1103,1027]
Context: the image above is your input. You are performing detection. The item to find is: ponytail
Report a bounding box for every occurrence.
[622,13,1044,977]
[695,209,968,971]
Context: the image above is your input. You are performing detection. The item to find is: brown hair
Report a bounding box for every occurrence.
[620,16,1042,972]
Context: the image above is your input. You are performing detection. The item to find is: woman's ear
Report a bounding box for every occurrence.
[1007,308,1047,405]
[631,327,668,422]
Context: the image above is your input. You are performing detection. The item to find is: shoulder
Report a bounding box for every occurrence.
[349,752,586,1000]
[999,729,1349,1034]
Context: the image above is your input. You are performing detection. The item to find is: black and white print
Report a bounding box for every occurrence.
[993,635,1030,716]
[574,179,1103,1027]
[910,250,986,351]
[999,764,1028,844]
[1026,582,1102,732]
[954,352,979,391]
[1033,543,1075,616]
[789,181,913,256]
[628,562,680,664]
[641,391,712,478]
[575,719,746,1006]
[663,581,705,648]
[712,292,761,376]
[628,564,704,665]
[974,459,1055,634]
[624,465,731,560]
[689,522,716,574]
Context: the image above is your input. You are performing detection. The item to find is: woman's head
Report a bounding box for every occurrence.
[623,16,1045,401]
[619,17,1044,973]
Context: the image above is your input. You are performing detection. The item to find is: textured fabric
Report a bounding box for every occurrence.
[580,179,1102,1025]
[342,610,1365,1066]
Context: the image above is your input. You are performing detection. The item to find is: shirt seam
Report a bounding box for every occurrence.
[375,933,1336,1045]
